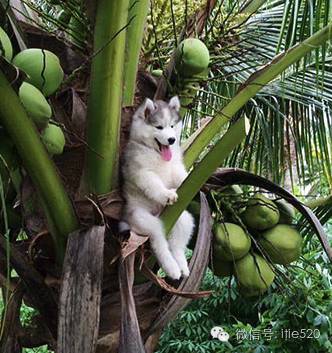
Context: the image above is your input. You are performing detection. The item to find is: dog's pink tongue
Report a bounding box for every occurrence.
[160,145,172,161]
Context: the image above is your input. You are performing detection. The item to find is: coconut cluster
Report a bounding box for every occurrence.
[211,189,302,297]
[0,27,66,156]
[173,38,210,116]
[150,38,210,116]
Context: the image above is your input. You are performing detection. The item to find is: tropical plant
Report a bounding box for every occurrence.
[0,0,331,352]
[156,228,332,353]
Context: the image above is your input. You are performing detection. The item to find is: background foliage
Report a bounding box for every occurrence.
[156,223,332,353]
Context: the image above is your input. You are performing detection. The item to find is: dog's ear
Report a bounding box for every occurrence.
[168,96,180,112]
[136,98,156,120]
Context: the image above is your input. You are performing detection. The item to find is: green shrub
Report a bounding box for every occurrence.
[156,226,332,353]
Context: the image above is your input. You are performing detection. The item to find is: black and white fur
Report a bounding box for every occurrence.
[122,96,194,279]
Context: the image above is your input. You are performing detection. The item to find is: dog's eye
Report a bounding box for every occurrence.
[156,126,163,130]
[171,125,174,128]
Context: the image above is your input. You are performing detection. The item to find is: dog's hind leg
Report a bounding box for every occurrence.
[129,208,181,280]
[168,211,195,277]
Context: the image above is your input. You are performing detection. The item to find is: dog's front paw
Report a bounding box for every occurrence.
[171,251,190,278]
[166,189,178,205]
[181,264,190,278]
[165,263,181,280]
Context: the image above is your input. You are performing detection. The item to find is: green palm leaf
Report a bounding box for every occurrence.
[185,0,332,189]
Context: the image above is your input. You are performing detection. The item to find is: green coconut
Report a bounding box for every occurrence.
[235,253,275,296]
[175,38,210,77]
[213,222,251,261]
[12,49,64,97]
[242,193,280,230]
[212,258,233,277]
[41,124,66,155]
[260,224,302,265]
[19,82,52,127]
[275,199,295,224]
[0,27,13,61]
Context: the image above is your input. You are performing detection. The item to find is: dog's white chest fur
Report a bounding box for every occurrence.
[123,140,184,212]
[122,97,195,280]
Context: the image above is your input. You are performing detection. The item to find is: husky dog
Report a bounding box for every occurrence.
[122,96,195,279]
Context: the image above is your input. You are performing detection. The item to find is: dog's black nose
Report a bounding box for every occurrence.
[168,137,175,145]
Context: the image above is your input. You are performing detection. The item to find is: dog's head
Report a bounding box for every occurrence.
[131,96,181,161]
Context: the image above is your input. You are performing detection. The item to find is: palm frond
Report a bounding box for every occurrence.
[183,0,332,190]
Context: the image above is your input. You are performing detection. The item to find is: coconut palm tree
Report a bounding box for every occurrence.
[0,0,331,352]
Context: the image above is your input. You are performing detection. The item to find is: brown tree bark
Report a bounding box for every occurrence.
[57,226,105,353]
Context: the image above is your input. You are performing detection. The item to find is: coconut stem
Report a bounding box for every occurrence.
[0,69,79,261]
[85,0,129,194]
[123,0,150,106]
